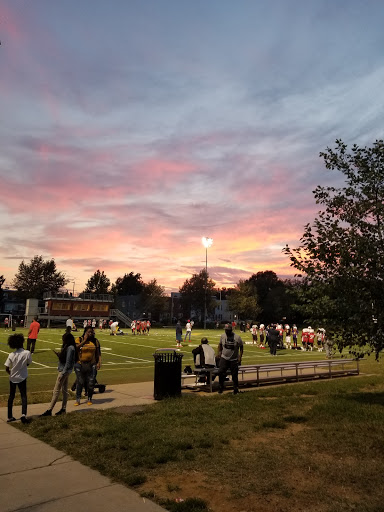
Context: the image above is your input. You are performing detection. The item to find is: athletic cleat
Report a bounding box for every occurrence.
[20,416,30,424]
[40,409,52,417]
[55,409,66,415]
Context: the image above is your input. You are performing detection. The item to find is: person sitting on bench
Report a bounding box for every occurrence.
[192,337,216,384]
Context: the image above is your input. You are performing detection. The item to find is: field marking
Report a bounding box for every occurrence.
[107,352,151,363]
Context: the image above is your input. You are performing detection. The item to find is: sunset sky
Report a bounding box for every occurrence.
[1,0,384,293]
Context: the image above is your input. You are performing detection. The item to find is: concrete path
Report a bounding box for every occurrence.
[0,381,167,512]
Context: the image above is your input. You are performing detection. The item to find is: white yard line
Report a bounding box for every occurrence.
[108,352,150,363]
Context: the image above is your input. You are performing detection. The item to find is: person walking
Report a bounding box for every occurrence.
[40,327,76,416]
[5,333,32,423]
[27,316,40,354]
[74,326,101,406]
[217,323,243,394]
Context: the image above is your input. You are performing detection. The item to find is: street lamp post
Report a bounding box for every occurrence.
[202,237,213,329]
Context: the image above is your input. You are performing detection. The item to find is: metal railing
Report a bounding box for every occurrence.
[43,291,114,302]
[110,309,132,327]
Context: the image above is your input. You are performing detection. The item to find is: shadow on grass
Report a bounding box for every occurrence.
[344,391,384,406]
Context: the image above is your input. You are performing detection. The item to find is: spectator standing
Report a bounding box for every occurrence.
[27,316,40,354]
[176,322,183,347]
[4,317,9,331]
[41,326,76,416]
[5,333,32,423]
[74,326,101,406]
[217,323,243,394]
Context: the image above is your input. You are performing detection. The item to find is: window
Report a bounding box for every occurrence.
[52,303,71,311]
[92,304,109,312]
[73,303,90,311]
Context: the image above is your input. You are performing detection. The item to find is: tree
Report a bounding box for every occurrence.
[112,272,144,296]
[140,279,167,321]
[284,139,384,357]
[84,270,111,294]
[179,270,216,321]
[227,280,261,320]
[245,271,292,323]
[13,256,67,299]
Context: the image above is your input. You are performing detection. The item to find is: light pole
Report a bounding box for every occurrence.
[202,237,213,329]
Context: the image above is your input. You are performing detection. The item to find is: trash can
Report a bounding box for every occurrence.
[153,349,184,400]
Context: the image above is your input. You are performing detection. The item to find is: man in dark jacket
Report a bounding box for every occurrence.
[268,324,280,356]
[217,323,243,394]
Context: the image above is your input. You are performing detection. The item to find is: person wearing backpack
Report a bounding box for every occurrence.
[40,326,76,416]
[74,326,101,406]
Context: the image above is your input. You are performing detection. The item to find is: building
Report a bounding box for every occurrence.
[41,291,114,327]
[1,289,26,318]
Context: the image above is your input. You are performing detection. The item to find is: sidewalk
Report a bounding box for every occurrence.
[0,381,167,512]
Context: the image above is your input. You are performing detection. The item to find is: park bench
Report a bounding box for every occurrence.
[182,358,360,393]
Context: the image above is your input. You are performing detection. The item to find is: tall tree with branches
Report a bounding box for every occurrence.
[84,270,111,294]
[284,139,384,358]
[13,256,67,299]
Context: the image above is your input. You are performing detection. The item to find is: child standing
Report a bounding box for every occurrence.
[5,333,32,423]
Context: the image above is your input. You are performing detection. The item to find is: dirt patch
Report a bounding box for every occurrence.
[139,469,333,512]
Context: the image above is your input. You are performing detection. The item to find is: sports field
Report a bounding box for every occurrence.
[0,326,330,396]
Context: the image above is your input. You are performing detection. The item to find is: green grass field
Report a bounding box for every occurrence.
[7,326,384,511]
[1,326,382,401]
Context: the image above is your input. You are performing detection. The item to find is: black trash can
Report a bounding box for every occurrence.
[153,349,183,400]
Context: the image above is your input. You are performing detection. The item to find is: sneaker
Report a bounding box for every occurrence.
[20,416,30,424]
[40,410,52,417]
[7,417,16,423]
[87,400,93,405]
[74,400,80,406]
[55,409,66,416]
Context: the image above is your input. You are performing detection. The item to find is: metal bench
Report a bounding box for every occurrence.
[182,359,360,392]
